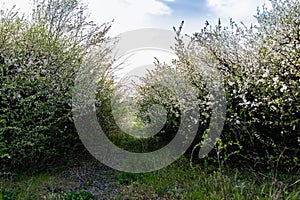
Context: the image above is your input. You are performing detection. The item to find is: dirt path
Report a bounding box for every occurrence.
[41,155,122,199]
[60,164,119,199]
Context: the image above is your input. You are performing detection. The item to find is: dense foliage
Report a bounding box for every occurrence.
[0,0,298,174]
[136,0,299,171]
[0,0,112,172]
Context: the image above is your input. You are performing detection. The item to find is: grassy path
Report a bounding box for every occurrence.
[1,153,299,199]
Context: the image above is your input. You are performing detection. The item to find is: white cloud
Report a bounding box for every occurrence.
[122,0,173,15]
[206,0,272,24]
[0,0,274,35]
[0,0,32,17]
[85,0,174,36]
[0,0,174,36]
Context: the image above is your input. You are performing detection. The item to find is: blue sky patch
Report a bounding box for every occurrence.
[161,0,209,17]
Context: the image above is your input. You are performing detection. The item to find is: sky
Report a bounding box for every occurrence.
[0,0,272,79]
[1,0,272,36]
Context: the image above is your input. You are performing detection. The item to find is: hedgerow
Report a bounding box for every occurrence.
[136,0,299,171]
[0,0,112,172]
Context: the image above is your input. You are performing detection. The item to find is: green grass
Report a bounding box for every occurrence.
[105,129,300,199]
[0,173,56,200]
[107,132,169,153]
[115,157,300,199]
[1,156,299,199]
[1,134,299,200]
[0,168,95,200]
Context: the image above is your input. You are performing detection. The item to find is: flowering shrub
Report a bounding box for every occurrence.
[136,0,299,171]
[0,0,112,171]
